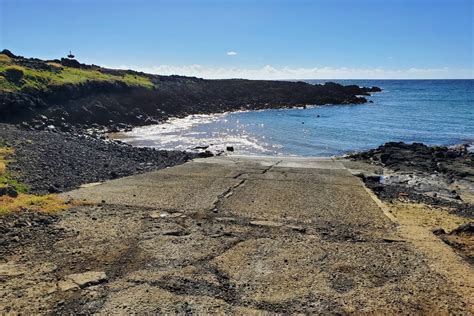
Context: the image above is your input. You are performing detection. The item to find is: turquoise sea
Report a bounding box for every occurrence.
[123,80,474,156]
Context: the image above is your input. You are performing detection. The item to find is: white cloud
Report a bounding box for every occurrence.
[226,51,238,56]
[107,64,473,80]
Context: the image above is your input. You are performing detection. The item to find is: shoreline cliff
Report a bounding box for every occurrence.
[0,49,380,132]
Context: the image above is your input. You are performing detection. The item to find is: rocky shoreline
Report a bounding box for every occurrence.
[348,142,473,263]
[1,124,473,312]
[350,142,474,217]
[0,124,202,194]
[0,50,385,195]
[0,50,386,193]
[0,50,381,133]
[2,121,473,209]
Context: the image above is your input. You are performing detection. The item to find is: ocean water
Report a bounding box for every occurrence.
[122,80,474,156]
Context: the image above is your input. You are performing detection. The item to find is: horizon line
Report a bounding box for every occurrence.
[2,49,473,81]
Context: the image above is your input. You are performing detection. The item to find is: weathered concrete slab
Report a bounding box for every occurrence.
[197,156,345,170]
[28,155,469,314]
[64,175,241,211]
[219,178,391,228]
[276,159,345,169]
[242,167,362,186]
[195,156,281,167]
[155,161,265,178]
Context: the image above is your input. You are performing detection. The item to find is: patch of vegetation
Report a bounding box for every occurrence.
[0,53,12,63]
[0,54,154,92]
[0,147,13,173]
[0,194,69,214]
[0,147,27,193]
[0,146,69,214]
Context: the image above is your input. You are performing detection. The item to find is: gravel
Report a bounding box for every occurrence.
[0,124,199,194]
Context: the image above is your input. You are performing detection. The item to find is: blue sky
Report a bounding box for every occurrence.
[1,0,473,79]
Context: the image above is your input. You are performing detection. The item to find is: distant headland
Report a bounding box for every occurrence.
[0,49,380,132]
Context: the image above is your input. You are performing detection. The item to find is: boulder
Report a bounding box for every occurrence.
[450,222,474,235]
[0,186,18,198]
[380,153,391,164]
[48,185,62,193]
[59,58,83,68]
[4,68,24,83]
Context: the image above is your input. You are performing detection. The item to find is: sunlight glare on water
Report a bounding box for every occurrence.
[122,80,474,156]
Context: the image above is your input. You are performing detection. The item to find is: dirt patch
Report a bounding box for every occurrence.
[376,200,474,310]
[388,202,471,233]
[379,200,474,264]
[437,223,474,264]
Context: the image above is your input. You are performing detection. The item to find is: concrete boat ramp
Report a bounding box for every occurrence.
[4,156,472,313]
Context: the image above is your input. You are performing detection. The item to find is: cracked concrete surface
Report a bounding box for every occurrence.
[1,156,473,314]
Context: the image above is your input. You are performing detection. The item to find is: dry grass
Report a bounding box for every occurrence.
[0,54,12,63]
[46,62,63,68]
[0,194,70,214]
[0,147,14,155]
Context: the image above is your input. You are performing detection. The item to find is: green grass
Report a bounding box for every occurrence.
[0,147,28,193]
[0,175,29,193]
[0,54,154,92]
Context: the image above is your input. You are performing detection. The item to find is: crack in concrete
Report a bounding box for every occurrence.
[211,160,282,214]
[232,172,244,179]
[261,160,282,174]
[211,179,246,213]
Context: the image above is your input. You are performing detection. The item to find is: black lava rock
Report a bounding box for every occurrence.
[0,124,198,194]
[4,68,24,83]
[350,142,473,180]
[1,49,16,58]
[48,185,63,194]
[0,186,18,198]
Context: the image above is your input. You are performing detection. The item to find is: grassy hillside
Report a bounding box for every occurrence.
[0,53,153,92]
